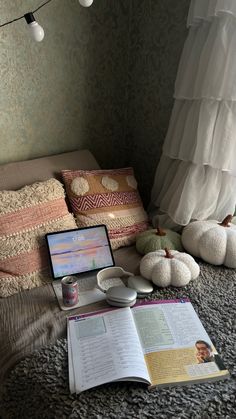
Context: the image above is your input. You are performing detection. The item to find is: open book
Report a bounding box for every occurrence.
[67,299,229,393]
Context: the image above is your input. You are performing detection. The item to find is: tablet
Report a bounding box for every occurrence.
[45,224,115,279]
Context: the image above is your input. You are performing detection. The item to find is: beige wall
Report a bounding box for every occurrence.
[0,0,190,206]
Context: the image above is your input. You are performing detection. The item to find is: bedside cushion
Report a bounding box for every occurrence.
[0,179,77,297]
[62,168,149,250]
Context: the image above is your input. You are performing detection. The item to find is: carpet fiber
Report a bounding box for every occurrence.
[1,261,236,419]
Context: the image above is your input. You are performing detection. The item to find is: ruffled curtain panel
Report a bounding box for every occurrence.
[150,0,236,228]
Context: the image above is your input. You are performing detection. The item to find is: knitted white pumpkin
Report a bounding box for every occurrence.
[140,248,200,287]
[182,215,236,268]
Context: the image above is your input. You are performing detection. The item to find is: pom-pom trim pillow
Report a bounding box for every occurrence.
[0,179,77,297]
[62,168,149,250]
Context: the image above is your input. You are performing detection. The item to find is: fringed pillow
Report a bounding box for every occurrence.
[61,168,149,250]
[0,179,77,297]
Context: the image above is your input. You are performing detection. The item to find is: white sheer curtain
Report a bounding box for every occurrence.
[150,0,236,229]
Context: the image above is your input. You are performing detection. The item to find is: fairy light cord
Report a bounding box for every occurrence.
[33,0,53,13]
[0,0,53,28]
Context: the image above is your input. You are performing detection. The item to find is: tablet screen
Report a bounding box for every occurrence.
[45,224,115,279]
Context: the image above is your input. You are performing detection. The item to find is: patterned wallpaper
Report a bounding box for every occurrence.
[114,0,190,206]
[0,0,190,207]
[0,0,130,165]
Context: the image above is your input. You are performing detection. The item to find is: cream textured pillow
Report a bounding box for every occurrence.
[0,179,77,297]
[62,168,149,250]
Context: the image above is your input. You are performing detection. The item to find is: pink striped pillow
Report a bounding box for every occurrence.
[0,179,77,297]
[62,168,149,250]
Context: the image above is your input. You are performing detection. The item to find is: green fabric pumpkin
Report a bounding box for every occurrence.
[136,227,183,255]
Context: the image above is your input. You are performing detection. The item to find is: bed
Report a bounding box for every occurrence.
[0,150,235,419]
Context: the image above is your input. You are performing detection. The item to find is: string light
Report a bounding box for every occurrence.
[24,12,45,42]
[79,0,94,6]
[0,0,94,42]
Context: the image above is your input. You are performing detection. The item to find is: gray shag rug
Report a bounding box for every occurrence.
[1,261,236,419]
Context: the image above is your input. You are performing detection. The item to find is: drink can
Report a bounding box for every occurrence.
[61,276,79,307]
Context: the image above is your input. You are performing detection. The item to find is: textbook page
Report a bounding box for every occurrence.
[68,307,150,393]
[132,300,229,387]
[67,319,76,394]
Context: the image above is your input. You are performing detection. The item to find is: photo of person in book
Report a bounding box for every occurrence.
[195,340,225,370]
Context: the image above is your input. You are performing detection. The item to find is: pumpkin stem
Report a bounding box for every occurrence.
[156,227,166,236]
[164,248,174,259]
[218,215,233,227]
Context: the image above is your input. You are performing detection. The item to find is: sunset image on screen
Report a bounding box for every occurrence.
[47,226,113,278]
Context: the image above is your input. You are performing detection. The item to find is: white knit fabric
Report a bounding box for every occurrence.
[150,0,236,227]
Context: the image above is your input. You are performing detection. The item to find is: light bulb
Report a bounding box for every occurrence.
[24,13,44,42]
[79,0,94,7]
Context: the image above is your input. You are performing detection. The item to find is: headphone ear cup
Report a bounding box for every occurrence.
[127,275,153,297]
[106,286,137,307]
[106,298,136,308]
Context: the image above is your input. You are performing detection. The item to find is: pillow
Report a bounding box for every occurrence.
[0,179,77,297]
[61,168,149,250]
